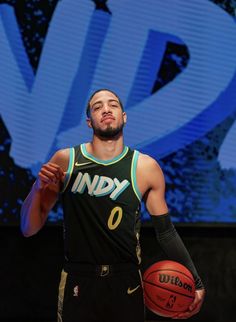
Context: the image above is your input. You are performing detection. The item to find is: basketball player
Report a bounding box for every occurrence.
[21,89,205,321]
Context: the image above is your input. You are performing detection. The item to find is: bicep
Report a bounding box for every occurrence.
[140,156,168,216]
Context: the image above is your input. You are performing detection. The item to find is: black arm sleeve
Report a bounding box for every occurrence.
[151,213,204,290]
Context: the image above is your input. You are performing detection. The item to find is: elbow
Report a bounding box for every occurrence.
[21,229,34,238]
[20,211,30,237]
[20,224,33,237]
[20,215,38,238]
[20,221,39,237]
[20,206,37,237]
[20,205,46,237]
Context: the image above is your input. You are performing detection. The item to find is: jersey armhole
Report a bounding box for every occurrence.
[60,147,75,193]
[131,150,142,201]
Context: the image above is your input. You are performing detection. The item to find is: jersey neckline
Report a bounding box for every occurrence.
[81,143,129,165]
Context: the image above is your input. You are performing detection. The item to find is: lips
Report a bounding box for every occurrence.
[101,115,115,122]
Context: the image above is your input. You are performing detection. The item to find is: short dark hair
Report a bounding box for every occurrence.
[86,89,124,117]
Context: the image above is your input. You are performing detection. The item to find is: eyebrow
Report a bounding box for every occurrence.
[91,99,119,108]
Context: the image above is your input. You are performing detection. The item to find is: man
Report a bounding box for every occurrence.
[21,89,205,322]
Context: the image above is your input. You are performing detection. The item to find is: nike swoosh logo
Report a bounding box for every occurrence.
[127,285,140,295]
[75,161,92,167]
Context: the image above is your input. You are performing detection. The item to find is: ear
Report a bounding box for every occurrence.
[86,117,92,128]
[123,112,127,124]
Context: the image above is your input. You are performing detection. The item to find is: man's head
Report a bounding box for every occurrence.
[86,89,126,139]
[86,89,124,117]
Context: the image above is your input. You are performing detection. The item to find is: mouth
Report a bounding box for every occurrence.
[101,116,115,122]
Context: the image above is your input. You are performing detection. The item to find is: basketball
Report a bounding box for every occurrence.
[143,260,195,317]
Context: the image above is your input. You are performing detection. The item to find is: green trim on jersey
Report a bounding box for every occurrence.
[61,147,75,193]
[131,150,142,201]
[81,143,129,165]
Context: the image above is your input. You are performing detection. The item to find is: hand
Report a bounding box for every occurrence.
[172,288,206,319]
[35,162,65,190]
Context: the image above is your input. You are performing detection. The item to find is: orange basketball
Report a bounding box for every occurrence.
[143,260,195,317]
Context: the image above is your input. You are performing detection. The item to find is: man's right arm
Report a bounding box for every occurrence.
[20,150,69,237]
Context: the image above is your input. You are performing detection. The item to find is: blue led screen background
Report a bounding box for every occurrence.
[0,0,236,225]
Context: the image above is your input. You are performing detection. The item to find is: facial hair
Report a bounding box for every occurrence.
[91,121,124,139]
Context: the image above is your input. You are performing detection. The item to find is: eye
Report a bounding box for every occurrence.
[111,102,119,107]
[93,105,102,111]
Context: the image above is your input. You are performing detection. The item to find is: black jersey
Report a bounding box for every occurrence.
[60,144,142,265]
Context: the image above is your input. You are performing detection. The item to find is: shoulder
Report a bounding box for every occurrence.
[51,148,70,161]
[137,152,163,173]
[136,152,166,190]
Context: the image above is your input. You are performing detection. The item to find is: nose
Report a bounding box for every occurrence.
[102,103,112,114]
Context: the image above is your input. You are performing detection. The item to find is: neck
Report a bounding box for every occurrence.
[86,133,124,160]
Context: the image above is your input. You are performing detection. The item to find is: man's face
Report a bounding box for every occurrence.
[87,90,127,139]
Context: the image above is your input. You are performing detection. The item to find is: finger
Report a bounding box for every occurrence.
[47,162,63,171]
[172,307,200,319]
[172,312,192,319]
[61,171,66,180]
[38,172,56,184]
[40,164,64,180]
[39,169,63,185]
[172,315,188,319]
[46,163,65,178]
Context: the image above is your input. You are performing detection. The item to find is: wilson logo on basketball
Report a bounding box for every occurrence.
[159,274,193,293]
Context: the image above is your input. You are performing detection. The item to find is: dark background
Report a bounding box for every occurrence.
[1,225,235,322]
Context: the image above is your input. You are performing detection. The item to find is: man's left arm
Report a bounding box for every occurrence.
[138,154,205,319]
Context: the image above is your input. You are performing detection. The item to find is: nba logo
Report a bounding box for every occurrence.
[166,295,176,308]
[73,285,79,297]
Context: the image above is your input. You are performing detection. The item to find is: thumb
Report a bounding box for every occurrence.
[61,171,66,181]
